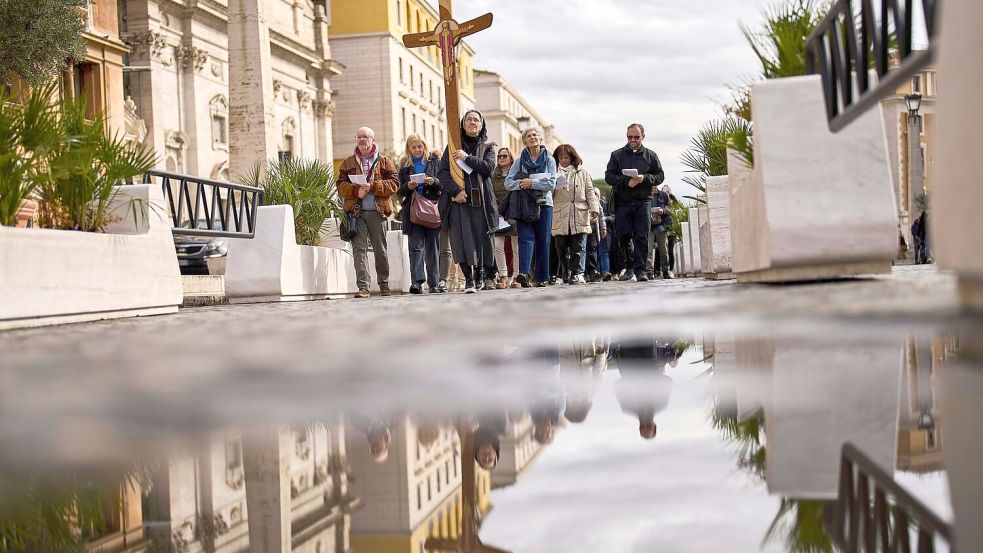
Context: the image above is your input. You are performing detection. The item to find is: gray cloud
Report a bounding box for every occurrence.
[438,0,779,199]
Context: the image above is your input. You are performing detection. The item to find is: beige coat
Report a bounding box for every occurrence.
[552,165,600,236]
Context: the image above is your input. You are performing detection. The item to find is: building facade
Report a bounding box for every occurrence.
[120,0,341,180]
[474,69,564,156]
[140,425,356,553]
[328,0,477,164]
[491,412,544,490]
[882,65,937,246]
[345,416,492,553]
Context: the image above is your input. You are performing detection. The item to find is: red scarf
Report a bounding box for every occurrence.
[355,144,378,178]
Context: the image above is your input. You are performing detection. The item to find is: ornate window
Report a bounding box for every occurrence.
[281,117,297,160]
[209,95,229,150]
[164,130,188,173]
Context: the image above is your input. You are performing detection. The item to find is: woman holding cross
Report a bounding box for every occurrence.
[437,110,499,294]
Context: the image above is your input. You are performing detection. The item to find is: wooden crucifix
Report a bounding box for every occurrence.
[402,0,493,187]
[423,419,510,553]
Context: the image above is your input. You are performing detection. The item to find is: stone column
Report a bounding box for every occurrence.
[227,0,279,177]
[934,0,983,313]
[242,429,292,553]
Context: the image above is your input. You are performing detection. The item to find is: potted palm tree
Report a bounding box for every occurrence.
[0,83,182,330]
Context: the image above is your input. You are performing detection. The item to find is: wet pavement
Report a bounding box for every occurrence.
[0,265,978,552]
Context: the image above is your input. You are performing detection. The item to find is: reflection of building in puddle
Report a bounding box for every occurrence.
[491,412,544,490]
[723,337,902,499]
[897,337,951,473]
[346,416,493,552]
[142,422,357,553]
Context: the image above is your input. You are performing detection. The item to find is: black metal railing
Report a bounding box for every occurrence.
[143,170,264,238]
[825,442,954,552]
[805,0,938,132]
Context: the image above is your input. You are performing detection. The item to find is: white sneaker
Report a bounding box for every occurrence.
[574,274,587,284]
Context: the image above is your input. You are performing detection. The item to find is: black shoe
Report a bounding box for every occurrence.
[515,273,531,288]
[621,270,636,282]
[409,283,423,294]
[646,272,656,280]
[435,280,448,293]
[535,281,547,287]
[663,270,674,280]
[464,279,477,294]
[587,272,601,283]
[637,274,649,282]
[549,276,558,285]
[602,273,613,282]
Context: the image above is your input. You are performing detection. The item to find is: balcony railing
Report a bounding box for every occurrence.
[805,0,938,132]
[143,170,264,238]
[825,442,954,552]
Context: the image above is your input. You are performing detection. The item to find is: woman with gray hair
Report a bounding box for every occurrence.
[505,127,557,286]
[436,110,499,293]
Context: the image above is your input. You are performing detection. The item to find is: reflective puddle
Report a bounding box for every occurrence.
[0,320,978,552]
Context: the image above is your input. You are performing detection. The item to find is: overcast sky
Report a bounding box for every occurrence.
[436,0,781,200]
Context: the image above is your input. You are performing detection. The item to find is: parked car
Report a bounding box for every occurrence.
[174,221,227,274]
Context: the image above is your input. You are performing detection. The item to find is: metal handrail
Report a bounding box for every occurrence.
[805,0,938,132]
[825,442,954,552]
[143,170,264,238]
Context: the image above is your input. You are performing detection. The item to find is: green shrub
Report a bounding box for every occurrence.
[240,157,344,247]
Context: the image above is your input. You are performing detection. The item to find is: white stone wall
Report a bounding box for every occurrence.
[123,0,336,181]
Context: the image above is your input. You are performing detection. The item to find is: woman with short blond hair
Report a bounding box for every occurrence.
[398,134,443,293]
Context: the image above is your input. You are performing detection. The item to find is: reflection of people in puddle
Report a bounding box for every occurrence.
[473,411,506,470]
[351,417,393,462]
[614,338,676,440]
[561,338,609,424]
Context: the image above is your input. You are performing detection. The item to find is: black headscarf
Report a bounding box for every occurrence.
[460,109,488,154]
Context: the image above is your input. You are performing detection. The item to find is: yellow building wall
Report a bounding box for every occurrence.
[328,0,392,35]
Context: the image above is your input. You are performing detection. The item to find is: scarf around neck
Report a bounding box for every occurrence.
[520,145,549,176]
[355,144,379,178]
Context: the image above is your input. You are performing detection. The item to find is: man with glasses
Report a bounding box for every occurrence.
[604,124,666,282]
[338,127,400,298]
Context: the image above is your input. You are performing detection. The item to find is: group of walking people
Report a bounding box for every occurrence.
[338,111,677,298]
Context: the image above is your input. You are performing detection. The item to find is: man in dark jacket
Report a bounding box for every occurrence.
[604,123,666,282]
[647,184,674,279]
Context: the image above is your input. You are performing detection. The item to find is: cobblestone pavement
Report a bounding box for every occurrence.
[0,265,976,465]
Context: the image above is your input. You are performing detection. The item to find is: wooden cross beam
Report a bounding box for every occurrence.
[402,0,493,187]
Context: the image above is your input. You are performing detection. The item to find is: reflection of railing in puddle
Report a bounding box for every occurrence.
[825,442,954,553]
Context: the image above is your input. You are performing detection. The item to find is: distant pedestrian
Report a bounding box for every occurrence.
[604,123,666,282]
[398,134,443,294]
[551,144,599,285]
[338,127,400,298]
[491,147,518,289]
[647,183,674,279]
[437,110,498,293]
[506,127,557,287]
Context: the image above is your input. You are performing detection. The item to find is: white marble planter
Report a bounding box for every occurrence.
[0,184,183,330]
[733,75,898,283]
[687,208,703,276]
[934,0,983,315]
[224,206,410,302]
[705,176,734,279]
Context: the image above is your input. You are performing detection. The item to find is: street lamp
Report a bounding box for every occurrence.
[905,93,924,260]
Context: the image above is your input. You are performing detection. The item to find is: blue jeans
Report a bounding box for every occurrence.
[615,200,651,273]
[408,225,441,288]
[518,206,553,283]
[598,232,611,274]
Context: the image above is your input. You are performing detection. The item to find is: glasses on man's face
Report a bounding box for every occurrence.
[356,134,374,140]
[627,135,642,140]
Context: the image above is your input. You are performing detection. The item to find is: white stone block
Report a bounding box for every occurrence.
[688,208,703,275]
[698,203,712,275]
[680,222,692,275]
[735,75,898,283]
[225,205,410,301]
[762,339,900,499]
[705,175,733,278]
[934,0,983,314]
[0,184,183,330]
